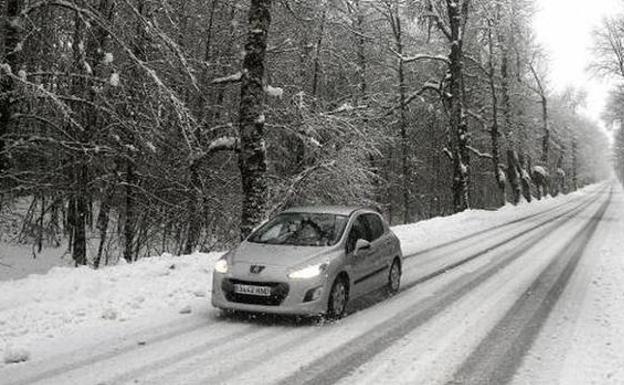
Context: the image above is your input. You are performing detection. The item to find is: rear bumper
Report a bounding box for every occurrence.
[211,273,329,316]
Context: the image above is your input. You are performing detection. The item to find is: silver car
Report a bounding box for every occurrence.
[211,206,403,319]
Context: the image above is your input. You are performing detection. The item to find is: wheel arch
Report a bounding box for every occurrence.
[392,256,402,271]
[335,270,351,294]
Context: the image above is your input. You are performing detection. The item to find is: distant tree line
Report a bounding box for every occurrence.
[592,12,624,185]
[0,0,611,267]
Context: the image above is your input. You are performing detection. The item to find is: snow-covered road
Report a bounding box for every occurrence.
[2,182,623,385]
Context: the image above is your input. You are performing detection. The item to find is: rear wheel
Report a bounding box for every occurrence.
[387,258,401,295]
[326,277,349,320]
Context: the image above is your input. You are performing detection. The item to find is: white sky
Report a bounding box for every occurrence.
[533,0,621,128]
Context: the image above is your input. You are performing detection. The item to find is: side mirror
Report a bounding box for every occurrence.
[354,239,371,256]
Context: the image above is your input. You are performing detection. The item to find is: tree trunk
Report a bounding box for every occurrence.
[88,0,115,268]
[37,194,45,253]
[486,19,505,205]
[94,185,113,269]
[0,0,22,177]
[506,150,521,204]
[496,0,531,204]
[72,164,88,266]
[238,0,272,239]
[572,136,578,190]
[446,0,471,212]
[353,0,367,98]
[390,2,411,223]
[540,95,550,164]
[69,9,88,266]
[523,154,534,201]
[123,160,137,262]
[184,163,201,254]
[120,0,150,262]
[311,7,327,103]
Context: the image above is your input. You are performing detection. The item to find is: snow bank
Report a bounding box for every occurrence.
[393,184,599,255]
[0,252,222,362]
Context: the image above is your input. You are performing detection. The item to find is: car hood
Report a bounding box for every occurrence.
[231,241,336,267]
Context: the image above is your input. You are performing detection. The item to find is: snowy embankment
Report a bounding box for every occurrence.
[0,184,604,365]
[0,252,223,364]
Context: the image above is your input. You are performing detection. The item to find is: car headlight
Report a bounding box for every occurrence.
[288,263,327,279]
[214,258,228,274]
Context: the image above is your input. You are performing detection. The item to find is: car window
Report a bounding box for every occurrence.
[346,215,373,253]
[364,213,385,241]
[248,213,348,246]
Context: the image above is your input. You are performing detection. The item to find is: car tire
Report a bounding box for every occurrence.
[387,258,401,295]
[326,276,349,320]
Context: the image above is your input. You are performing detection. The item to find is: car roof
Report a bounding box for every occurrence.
[281,205,375,216]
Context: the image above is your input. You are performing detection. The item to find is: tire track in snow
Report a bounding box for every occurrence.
[273,188,609,385]
[446,187,613,385]
[5,317,259,385]
[106,325,281,385]
[144,325,323,385]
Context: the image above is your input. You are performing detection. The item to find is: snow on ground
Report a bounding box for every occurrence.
[0,243,73,282]
[0,197,73,281]
[512,183,624,385]
[0,183,605,367]
[392,185,595,254]
[0,252,222,364]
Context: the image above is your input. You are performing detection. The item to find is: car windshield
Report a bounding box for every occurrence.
[248,213,349,246]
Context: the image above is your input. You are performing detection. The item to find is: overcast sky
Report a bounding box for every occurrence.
[533,0,621,128]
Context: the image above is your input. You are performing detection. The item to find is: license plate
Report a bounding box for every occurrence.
[233,284,272,296]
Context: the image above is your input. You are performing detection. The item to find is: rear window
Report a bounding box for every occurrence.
[248,213,349,246]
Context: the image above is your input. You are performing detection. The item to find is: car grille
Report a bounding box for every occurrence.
[222,279,289,306]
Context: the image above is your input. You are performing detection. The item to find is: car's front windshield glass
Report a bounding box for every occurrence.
[248,213,349,246]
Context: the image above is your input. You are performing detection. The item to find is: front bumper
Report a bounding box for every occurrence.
[211,271,329,316]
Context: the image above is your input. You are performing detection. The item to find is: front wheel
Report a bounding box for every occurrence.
[326,277,349,320]
[387,259,401,295]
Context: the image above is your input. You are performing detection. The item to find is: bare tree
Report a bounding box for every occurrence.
[238,0,273,238]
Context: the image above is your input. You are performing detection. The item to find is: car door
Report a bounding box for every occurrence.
[362,213,391,288]
[345,214,376,297]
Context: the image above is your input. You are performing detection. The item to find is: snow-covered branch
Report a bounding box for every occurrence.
[211,72,243,85]
[386,81,442,116]
[191,137,240,166]
[326,103,368,115]
[393,49,450,65]
[466,108,486,124]
[442,147,454,161]
[206,136,239,153]
[268,160,338,217]
[466,145,493,160]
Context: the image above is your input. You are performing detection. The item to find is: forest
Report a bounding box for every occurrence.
[0,0,615,267]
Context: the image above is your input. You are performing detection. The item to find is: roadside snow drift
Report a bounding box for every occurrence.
[0,252,223,364]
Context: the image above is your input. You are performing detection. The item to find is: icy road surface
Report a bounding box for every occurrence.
[2,182,623,385]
